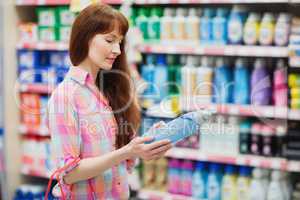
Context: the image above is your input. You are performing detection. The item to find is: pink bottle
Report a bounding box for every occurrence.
[273,59,288,106]
[167,159,181,194]
[180,160,194,196]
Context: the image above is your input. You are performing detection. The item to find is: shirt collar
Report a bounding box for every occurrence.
[66,66,110,106]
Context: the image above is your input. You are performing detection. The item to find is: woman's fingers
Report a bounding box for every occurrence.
[136,136,154,144]
[145,139,171,150]
[149,143,172,156]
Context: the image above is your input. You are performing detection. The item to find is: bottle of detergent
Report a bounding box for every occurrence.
[213,8,228,44]
[200,8,214,44]
[154,158,168,191]
[207,163,223,200]
[222,165,238,200]
[250,123,262,155]
[161,8,174,42]
[154,54,168,102]
[141,54,156,98]
[249,168,268,200]
[275,13,291,46]
[173,8,186,41]
[167,159,181,194]
[251,58,272,105]
[273,59,288,106]
[186,8,200,43]
[181,56,197,96]
[214,57,233,103]
[267,170,285,200]
[259,13,275,46]
[180,160,194,196]
[167,54,181,95]
[228,5,248,44]
[239,120,252,154]
[192,161,208,199]
[196,56,214,97]
[233,58,250,104]
[148,7,163,42]
[136,8,149,40]
[243,12,261,45]
[237,167,252,200]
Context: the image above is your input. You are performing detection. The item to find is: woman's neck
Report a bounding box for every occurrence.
[78,58,99,82]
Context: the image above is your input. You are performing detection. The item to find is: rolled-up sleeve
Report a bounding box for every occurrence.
[48,89,81,195]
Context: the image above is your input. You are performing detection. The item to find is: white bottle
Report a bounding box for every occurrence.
[274,13,291,46]
[173,8,187,41]
[281,171,292,200]
[243,13,261,45]
[267,170,285,200]
[161,8,174,42]
[259,13,276,46]
[196,56,213,97]
[226,116,240,155]
[181,56,197,96]
[249,168,268,200]
[185,8,200,43]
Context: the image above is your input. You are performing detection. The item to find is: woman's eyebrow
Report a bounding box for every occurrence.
[108,33,123,40]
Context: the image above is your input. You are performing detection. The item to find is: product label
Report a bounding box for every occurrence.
[275,24,289,46]
[186,21,199,41]
[40,11,55,26]
[148,20,160,40]
[161,21,173,40]
[228,20,243,43]
[259,23,274,45]
[173,21,186,40]
[244,22,259,45]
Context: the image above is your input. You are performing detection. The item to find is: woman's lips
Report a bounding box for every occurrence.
[106,58,115,64]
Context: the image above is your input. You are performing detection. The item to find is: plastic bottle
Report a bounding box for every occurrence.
[261,125,276,157]
[167,55,181,95]
[148,7,163,41]
[192,162,208,199]
[239,120,252,154]
[200,8,214,44]
[275,13,291,46]
[273,59,288,106]
[281,171,292,200]
[181,56,197,96]
[143,110,213,144]
[243,12,261,45]
[173,8,186,41]
[233,58,250,104]
[214,57,233,103]
[250,123,262,155]
[251,59,272,105]
[143,160,156,188]
[275,125,286,157]
[207,163,222,200]
[213,8,228,44]
[136,8,149,40]
[228,5,248,44]
[168,159,181,194]
[249,168,268,200]
[154,54,168,102]
[141,54,156,97]
[196,56,213,97]
[237,167,252,200]
[161,8,174,42]
[185,8,200,43]
[267,170,285,200]
[180,160,194,196]
[259,13,275,46]
[222,165,238,200]
[154,158,168,191]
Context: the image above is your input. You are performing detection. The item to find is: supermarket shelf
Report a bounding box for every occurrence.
[138,43,289,58]
[139,189,194,200]
[165,147,300,172]
[17,41,68,51]
[288,109,300,120]
[180,97,288,119]
[18,83,54,94]
[15,0,289,5]
[16,0,123,5]
[19,124,49,136]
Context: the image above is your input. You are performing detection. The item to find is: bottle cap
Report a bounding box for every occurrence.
[189,8,197,17]
[225,165,236,174]
[253,168,264,178]
[239,166,252,176]
[210,163,222,172]
[176,8,185,17]
[181,160,194,170]
[254,58,266,69]
[195,161,206,170]
[251,123,262,134]
[156,54,166,65]
[164,8,173,17]
[168,159,180,168]
[276,59,286,69]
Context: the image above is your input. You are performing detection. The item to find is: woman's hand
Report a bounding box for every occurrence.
[125,136,172,161]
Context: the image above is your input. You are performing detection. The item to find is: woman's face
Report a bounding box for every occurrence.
[88,28,123,70]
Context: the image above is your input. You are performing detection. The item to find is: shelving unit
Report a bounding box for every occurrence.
[139,189,195,200]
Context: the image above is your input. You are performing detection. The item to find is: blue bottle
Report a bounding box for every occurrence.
[154,54,168,102]
[143,110,213,144]
[228,5,248,44]
[233,58,250,104]
[213,8,229,44]
[192,161,208,199]
[200,8,215,44]
[141,54,156,97]
[207,164,223,200]
[214,57,233,103]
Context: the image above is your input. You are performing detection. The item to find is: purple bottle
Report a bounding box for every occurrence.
[167,159,181,194]
[180,160,194,196]
[251,59,272,105]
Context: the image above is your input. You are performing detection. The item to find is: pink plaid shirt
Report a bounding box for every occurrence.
[48,66,135,199]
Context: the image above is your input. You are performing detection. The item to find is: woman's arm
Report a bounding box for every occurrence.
[64,136,172,184]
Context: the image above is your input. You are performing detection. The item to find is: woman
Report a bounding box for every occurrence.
[47,3,172,199]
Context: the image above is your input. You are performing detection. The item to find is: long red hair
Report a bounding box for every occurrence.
[69,3,140,148]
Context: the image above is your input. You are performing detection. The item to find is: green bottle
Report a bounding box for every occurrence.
[136,8,149,40]
[148,7,163,42]
[167,55,181,95]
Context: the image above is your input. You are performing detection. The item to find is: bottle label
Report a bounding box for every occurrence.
[173,21,186,40]
[186,21,199,41]
[259,23,274,45]
[228,20,243,43]
[244,22,259,45]
[161,21,173,40]
[275,24,289,46]
[148,20,160,40]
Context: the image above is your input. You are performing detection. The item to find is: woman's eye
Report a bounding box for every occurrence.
[106,39,114,43]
